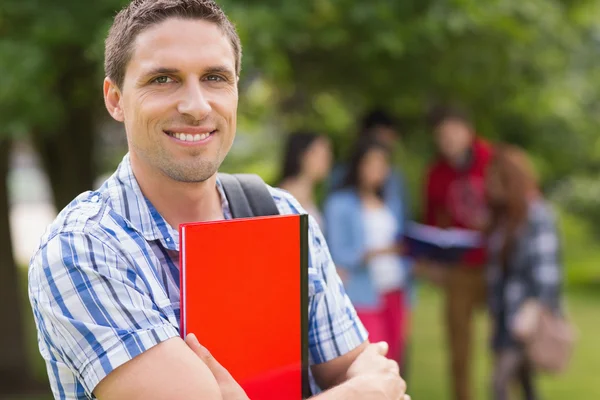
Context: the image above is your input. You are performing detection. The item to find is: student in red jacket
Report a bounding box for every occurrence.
[420,105,494,400]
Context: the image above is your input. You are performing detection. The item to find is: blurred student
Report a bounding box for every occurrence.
[485,145,564,400]
[348,108,416,375]
[324,138,409,367]
[419,104,494,400]
[278,131,332,229]
[329,109,411,227]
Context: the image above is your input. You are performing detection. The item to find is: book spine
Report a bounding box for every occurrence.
[180,226,186,338]
[299,214,310,399]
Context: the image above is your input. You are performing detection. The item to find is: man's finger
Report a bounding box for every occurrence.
[387,359,400,375]
[404,395,411,400]
[185,333,209,357]
[185,333,225,375]
[372,341,389,356]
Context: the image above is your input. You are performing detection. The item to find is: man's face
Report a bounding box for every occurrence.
[111,18,238,183]
[434,119,473,164]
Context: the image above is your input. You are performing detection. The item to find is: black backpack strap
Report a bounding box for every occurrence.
[218,173,280,218]
[218,173,253,218]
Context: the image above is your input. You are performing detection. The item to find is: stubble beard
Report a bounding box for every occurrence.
[134,139,223,184]
[162,157,220,183]
[159,145,223,183]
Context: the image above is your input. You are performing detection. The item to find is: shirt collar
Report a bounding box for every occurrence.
[106,153,233,251]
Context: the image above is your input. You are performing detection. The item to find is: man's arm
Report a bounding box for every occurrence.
[94,337,223,400]
[187,334,408,400]
[311,341,408,400]
[29,231,243,400]
[311,340,368,389]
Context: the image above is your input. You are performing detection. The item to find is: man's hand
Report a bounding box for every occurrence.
[346,342,399,380]
[315,341,411,400]
[344,373,410,400]
[185,334,249,400]
[344,342,409,400]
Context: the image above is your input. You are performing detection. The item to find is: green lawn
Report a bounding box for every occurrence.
[12,283,599,400]
[408,285,600,400]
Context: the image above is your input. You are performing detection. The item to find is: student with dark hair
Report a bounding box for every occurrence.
[329,108,412,271]
[324,138,410,369]
[328,108,414,372]
[279,131,332,229]
[419,104,494,400]
[359,108,401,146]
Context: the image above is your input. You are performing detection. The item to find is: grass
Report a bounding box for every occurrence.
[408,285,600,400]
[557,209,600,286]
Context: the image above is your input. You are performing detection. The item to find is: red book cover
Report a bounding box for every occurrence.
[179,214,310,399]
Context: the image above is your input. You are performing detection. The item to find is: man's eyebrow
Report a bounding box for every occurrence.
[140,66,235,78]
[141,67,180,78]
[204,66,235,76]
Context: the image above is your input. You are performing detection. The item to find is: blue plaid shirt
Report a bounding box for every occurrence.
[28,154,367,399]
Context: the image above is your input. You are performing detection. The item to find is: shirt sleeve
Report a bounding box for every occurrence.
[396,169,412,223]
[424,167,439,225]
[323,195,365,271]
[28,230,180,397]
[306,216,368,364]
[528,207,563,310]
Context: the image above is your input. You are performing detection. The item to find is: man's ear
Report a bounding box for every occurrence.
[103,77,124,122]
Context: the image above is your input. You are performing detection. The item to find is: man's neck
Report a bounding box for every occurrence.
[448,146,474,170]
[130,156,224,230]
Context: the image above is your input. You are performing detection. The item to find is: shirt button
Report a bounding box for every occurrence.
[166,238,171,242]
[91,195,99,203]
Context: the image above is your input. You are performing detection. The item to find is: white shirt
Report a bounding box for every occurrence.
[363,206,405,293]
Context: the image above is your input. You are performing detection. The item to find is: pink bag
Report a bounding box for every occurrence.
[512,300,576,374]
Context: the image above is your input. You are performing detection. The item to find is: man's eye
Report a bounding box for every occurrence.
[152,76,174,84]
[206,75,225,82]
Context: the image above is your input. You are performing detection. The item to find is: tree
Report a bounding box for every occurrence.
[222,0,600,187]
[1,0,129,210]
[0,0,127,393]
[0,138,34,393]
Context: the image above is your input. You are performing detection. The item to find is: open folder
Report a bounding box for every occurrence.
[402,222,483,264]
[179,214,310,399]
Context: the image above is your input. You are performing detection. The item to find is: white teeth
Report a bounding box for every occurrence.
[171,132,211,142]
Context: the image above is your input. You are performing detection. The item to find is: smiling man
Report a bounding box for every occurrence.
[27,1,409,399]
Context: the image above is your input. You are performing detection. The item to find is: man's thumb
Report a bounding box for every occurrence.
[185,333,219,371]
[373,341,389,356]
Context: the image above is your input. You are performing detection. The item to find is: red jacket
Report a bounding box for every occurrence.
[424,138,494,267]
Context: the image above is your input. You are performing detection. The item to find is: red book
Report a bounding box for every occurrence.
[179,214,310,399]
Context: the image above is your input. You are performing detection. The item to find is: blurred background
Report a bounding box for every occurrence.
[1,0,600,399]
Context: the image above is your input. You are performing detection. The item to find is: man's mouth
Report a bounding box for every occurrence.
[164,130,216,142]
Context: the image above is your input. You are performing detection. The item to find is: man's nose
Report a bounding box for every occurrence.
[177,80,211,121]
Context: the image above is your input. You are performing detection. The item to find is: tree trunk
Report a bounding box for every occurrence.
[32,46,100,211]
[33,110,97,211]
[0,138,34,393]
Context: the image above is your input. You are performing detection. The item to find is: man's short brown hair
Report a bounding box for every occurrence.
[427,103,473,131]
[104,0,242,89]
